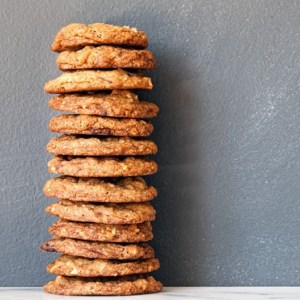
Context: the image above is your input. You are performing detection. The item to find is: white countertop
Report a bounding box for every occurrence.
[1,287,300,300]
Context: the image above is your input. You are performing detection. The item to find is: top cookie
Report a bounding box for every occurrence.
[57,46,156,70]
[51,23,148,52]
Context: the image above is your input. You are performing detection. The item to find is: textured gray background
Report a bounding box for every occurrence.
[0,0,299,287]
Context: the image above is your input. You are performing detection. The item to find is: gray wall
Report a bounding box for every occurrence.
[0,0,299,287]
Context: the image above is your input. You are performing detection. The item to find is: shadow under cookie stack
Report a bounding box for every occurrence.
[41,23,162,296]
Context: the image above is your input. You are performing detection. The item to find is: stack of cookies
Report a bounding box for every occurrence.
[40,23,162,296]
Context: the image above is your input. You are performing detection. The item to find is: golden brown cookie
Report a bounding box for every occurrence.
[47,135,158,156]
[45,200,156,224]
[48,156,158,177]
[49,220,153,243]
[40,238,154,260]
[57,46,156,70]
[51,23,148,52]
[44,176,157,203]
[47,255,160,277]
[49,114,153,137]
[44,69,152,94]
[44,275,163,295]
[48,90,159,118]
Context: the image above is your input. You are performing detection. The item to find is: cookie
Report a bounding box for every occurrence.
[44,275,163,295]
[47,255,160,277]
[48,156,158,177]
[57,46,156,70]
[44,176,157,203]
[51,23,148,52]
[44,69,152,94]
[49,220,153,243]
[46,200,156,224]
[48,90,159,118]
[47,135,158,156]
[40,238,154,260]
[49,114,153,137]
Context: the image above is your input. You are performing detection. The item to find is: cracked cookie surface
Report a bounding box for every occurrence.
[40,238,154,260]
[44,176,157,203]
[44,69,152,93]
[49,114,153,137]
[51,23,148,52]
[57,46,156,69]
[48,90,159,118]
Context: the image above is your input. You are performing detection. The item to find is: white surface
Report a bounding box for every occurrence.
[1,287,300,300]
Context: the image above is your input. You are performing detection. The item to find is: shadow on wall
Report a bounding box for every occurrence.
[143,47,207,285]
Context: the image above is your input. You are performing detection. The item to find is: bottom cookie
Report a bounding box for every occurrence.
[44,275,163,295]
